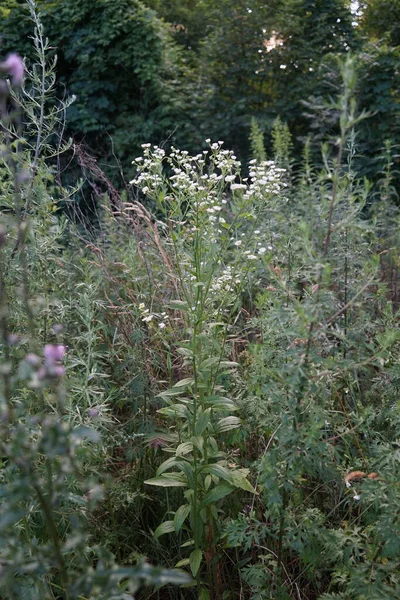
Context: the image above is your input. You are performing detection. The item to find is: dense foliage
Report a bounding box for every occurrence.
[0,0,399,188]
[0,2,399,600]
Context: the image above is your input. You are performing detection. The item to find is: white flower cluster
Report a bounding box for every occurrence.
[129,142,288,298]
[230,232,272,264]
[244,159,288,200]
[130,144,165,195]
[210,265,241,294]
[138,302,167,330]
[130,141,241,202]
[130,144,287,206]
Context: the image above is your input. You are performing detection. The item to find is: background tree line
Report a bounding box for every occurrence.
[1,0,399,190]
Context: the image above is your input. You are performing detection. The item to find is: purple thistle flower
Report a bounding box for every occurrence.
[53,365,65,378]
[37,367,47,381]
[150,437,165,450]
[25,353,41,367]
[44,344,66,363]
[8,333,20,345]
[0,53,24,87]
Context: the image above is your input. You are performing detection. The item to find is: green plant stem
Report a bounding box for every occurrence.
[0,261,13,418]
[276,482,288,590]
[32,481,70,599]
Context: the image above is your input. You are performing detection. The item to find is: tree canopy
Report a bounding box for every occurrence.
[0,0,398,187]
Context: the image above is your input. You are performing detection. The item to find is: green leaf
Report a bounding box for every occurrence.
[177,460,196,487]
[195,408,211,436]
[174,504,191,534]
[203,484,235,505]
[157,388,185,398]
[176,347,193,358]
[175,558,190,568]
[176,442,193,456]
[215,416,241,433]
[174,378,195,388]
[145,476,187,488]
[154,520,175,539]
[167,300,190,311]
[199,589,211,600]
[230,470,257,494]
[203,396,238,411]
[218,361,239,368]
[181,539,195,548]
[202,463,233,483]
[191,435,204,455]
[377,329,400,349]
[158,404,189,418]
[156,457,183,476]
[200,356,220,370]
[189,549,202,577]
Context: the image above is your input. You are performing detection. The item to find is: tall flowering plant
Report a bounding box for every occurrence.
[129,141,287,598]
